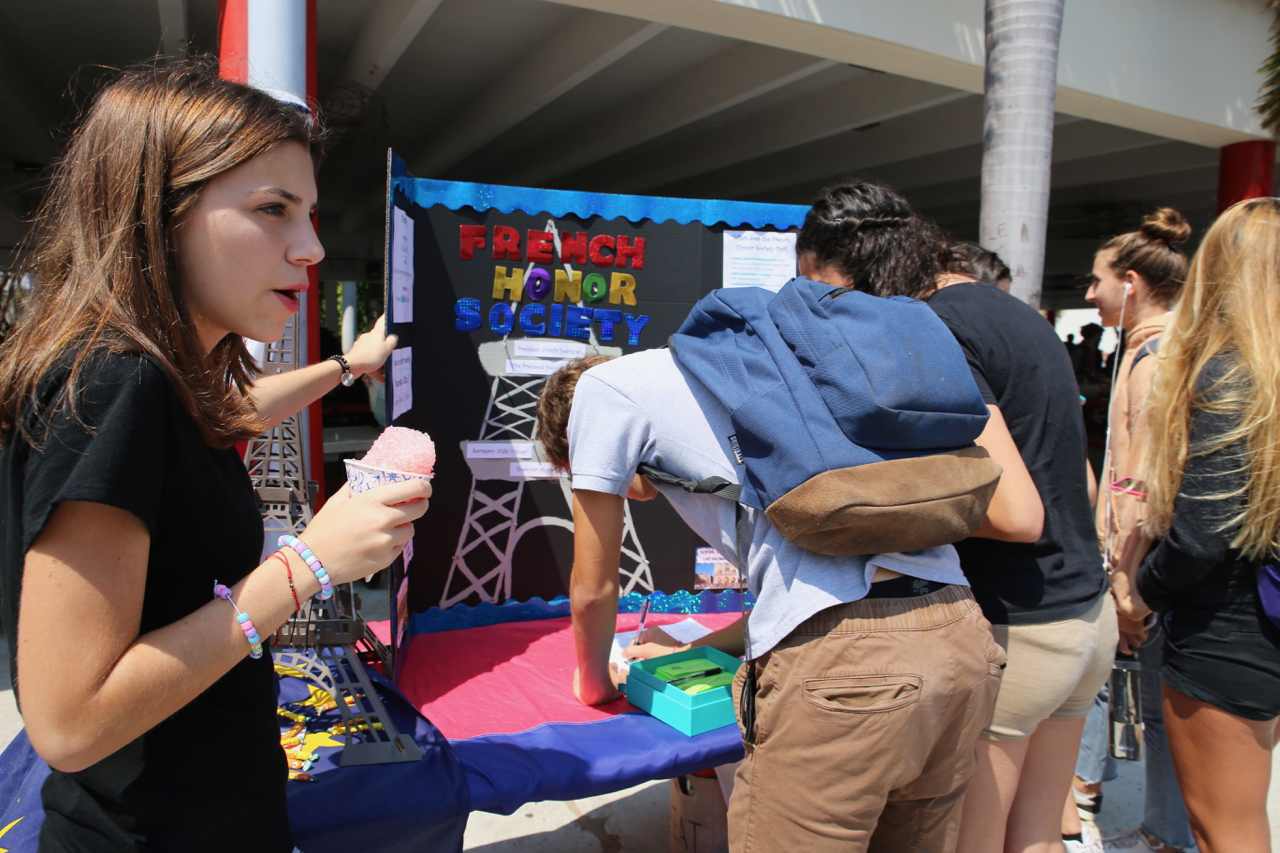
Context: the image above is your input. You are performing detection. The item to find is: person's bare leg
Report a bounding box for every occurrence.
[1061,788,1081,837]
[956,736,1030,853]
[1061,776,1101,837]
[1005,717,1087,853]
[1163,684,1277,853]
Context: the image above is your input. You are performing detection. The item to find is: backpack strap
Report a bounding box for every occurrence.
[1129,337,1160,374]
[636,463,742,502]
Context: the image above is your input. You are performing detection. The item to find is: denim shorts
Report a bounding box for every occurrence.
[1161,597,1280,721]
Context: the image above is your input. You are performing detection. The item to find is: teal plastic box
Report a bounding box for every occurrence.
[624,647,743,736]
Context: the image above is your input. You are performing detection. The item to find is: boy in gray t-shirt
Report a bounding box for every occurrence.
[537,350,1006,852]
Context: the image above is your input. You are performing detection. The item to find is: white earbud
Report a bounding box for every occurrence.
[1123,281,1133,295]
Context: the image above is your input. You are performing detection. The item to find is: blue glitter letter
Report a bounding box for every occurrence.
[623,313,650,346]
[455,298,482,332]
[489,302,515,335]
[519,303,547,336]
[565,306,594,340]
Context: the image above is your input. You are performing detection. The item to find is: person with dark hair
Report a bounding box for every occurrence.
[537,180,1019,852]
[793,180,948,299]
[1074,323,1107,393]
[1068,208,1195,853]
[857,188,1113,853]
[0,60,428,850]
[949,240,1013,291]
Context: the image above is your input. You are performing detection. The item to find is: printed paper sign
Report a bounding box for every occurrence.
[722,230,797,292]
[466,441,536,460]
[505,358,569,376]
[694,546,747,590]
[510,461,561,478]
[391,347,413,420]
[391,207,414,323]
[512,340,587,359]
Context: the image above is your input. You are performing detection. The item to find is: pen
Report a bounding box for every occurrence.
[668,667,723,686]
[632,599,651,646]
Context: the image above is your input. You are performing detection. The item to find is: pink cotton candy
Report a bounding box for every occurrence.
[361,426,436,476]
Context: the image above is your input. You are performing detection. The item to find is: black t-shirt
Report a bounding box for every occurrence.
[0,351,291,852]
[1138,359,1260,616]
[928,283,1106,625]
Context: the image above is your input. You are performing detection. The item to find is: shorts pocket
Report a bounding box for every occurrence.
[801,674,922,714]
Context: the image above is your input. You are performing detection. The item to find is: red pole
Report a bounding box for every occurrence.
[1217,140,1277,213]
[221,0,249,464]
[219,0,326,506]
[304,0,326,507]
[216,0,248,83]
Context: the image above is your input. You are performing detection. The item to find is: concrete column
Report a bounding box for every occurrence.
[340,282,358,354]
[978,0,1065,309]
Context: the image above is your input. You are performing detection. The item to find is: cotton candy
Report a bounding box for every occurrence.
[361,426,436,476]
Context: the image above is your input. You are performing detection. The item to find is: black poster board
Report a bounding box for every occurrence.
[381,153,805,662]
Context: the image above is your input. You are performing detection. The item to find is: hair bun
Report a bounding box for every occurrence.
[1140,207,1192,246]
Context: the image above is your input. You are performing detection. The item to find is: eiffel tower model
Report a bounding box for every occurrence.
[440,227,655,607]
[246,313,420,765]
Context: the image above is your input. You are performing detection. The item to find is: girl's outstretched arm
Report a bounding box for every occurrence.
[248,315,397,428]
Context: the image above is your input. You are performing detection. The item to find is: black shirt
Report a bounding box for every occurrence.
[1138,359,1258,615]
[928,282,1107,625]
[0,351,291,852]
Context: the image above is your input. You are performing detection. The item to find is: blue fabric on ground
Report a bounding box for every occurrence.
[0,730,50,849]
[453,712,744,815]
[288,667,470,853]
[0,667,470,853]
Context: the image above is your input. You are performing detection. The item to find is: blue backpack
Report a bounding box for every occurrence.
[639,277,1001,556]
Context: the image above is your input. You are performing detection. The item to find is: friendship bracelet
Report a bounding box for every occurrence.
[270,550,302,612]
[213,582,264,659]
[279,535,334,600]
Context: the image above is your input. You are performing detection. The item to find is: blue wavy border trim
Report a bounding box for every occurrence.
[391,154,805,229]
[408,590,755,636]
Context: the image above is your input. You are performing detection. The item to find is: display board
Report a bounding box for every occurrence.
[380,152,805,660]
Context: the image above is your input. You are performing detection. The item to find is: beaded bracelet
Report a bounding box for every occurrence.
[279,535,334,600]
[213,582,264,659]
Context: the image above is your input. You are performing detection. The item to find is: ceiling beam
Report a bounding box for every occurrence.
[406,12,668,179]
[609,73,969,195]
[339,0,444,91]
[157,0,189,60]
[864,139,1213,222]
[505,43,837,187]
[886,120,1168,197]
[648,94,987,200]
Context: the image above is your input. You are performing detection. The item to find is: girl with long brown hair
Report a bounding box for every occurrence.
[0,61,428,851]
[1132,197,1280,853]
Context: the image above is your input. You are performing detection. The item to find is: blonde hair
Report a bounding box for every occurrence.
[1141,198,1280,559]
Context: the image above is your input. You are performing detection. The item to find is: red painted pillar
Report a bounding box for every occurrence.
[217,0,248,82]
[218,0,326,506]
[304,0,323,507]
[1218,140,1277,213]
